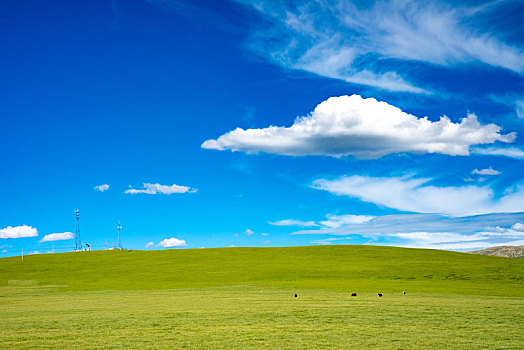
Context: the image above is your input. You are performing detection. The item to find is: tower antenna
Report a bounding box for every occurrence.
[75,209,82,251]
[117,221,122,250]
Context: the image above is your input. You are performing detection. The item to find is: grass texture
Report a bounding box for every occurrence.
[0,245,523,348]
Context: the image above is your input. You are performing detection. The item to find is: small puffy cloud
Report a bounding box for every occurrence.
[158,237,187,248]
[312,175,524,216]
[125,183,197,195]
[0,225,38,239]
[1,249,7,253]
[472,167,501,176]
[261,232,269,236]
[269,219,318,227]
[202,95,515,159]
[511,223,524,231]
[145,242,154,249]
[40,232,74,243]
[319,214,375,229]
[245,229,254,236]
[29,250,41,255]
[94,184,110,192]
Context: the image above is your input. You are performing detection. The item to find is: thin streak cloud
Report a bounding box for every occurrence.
[236,0,524,92]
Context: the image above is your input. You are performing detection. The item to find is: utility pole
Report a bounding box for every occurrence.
[75,209,82,251]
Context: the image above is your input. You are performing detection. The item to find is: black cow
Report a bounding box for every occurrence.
[403,291,406,295]
[378,293,383,297]
[351,293,357,297]
[294,294,297,298]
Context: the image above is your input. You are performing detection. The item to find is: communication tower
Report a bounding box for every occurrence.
[117,221,122,249]
[75,209,82,251]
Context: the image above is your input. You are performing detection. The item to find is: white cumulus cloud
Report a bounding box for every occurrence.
[245,229,254,235]
[202,95,515,159]
[40,232,74,243]
[472,167,501,176]
[312,175,524,216]
[94,184,110,192]
[125,183,197,195]
[158,237,187,248]
[145,242,154,249]
[0,225,38,239]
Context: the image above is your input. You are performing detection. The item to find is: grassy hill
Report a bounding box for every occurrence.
[1,245,523,349]
[1,245,523,296]
[469,245,524,259]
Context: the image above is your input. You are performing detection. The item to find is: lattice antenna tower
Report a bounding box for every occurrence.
[117,221,122,250]
[75,209,82,251]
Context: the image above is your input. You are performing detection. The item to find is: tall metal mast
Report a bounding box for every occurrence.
[75,209,82,251]
[117,221,122,249]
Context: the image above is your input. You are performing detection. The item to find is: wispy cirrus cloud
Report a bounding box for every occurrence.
[516,100,524,119]
[40,232,74,243]
[471,146,524,159]
[312,230,524,251]
[269,219,318,227]
[203,95,515,159]
[235,0,524,92]
[270,214,374,229]
[0,225,38,239]
[312,175,524,216]
[296,213,524,236]
[125,183,197,194]
[297,212,524,251]
[319,214,375,228]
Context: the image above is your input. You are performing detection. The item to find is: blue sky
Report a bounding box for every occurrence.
[1,0,524,256]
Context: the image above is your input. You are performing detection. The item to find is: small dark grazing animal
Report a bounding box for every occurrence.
[377,293,383,297]
[351,293,357,297]
[294,294,297,298]
[403,291,406,295]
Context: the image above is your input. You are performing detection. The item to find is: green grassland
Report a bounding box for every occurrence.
[0,245,523,349]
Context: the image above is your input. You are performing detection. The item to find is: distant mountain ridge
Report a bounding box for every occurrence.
[468,246,524,259]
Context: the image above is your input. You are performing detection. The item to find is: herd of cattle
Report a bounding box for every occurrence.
[294,291,407,298]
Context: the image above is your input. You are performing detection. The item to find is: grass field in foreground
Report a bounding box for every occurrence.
[0,245,523,348]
